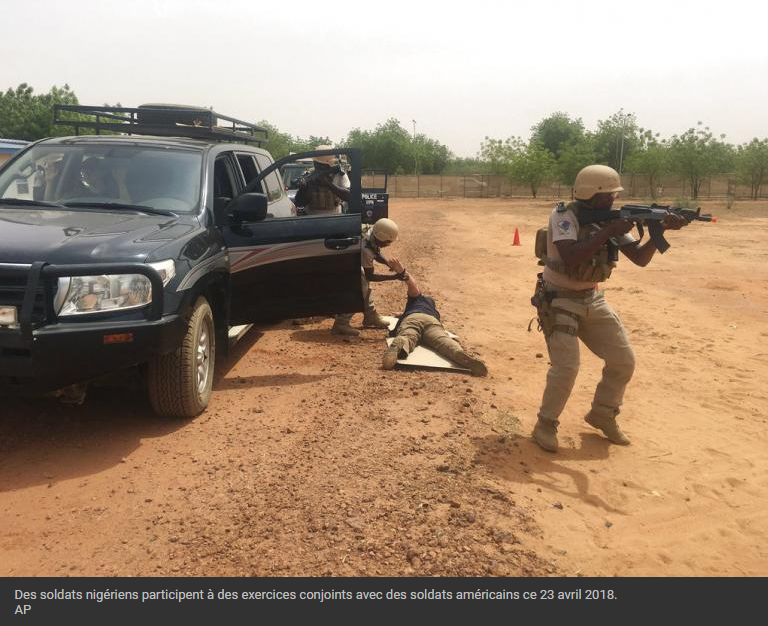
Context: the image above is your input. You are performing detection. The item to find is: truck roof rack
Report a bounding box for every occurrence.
[53,104,268,145]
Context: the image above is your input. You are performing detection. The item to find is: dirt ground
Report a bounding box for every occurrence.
[1,197,767,577]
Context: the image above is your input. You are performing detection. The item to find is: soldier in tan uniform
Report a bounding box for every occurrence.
[531,165,687,452]
[359,218,404,328]
[294,145,350,216]
[294,146,358,335]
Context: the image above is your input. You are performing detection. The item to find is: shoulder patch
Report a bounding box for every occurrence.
[556,220,572,234]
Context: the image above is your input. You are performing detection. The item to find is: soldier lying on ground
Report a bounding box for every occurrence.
[382,272,488,376]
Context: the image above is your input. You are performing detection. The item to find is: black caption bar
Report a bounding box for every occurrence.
[1,576,749,623]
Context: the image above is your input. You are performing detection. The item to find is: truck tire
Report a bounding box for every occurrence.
[148,296,215,418]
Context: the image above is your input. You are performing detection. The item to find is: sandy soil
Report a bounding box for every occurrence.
[1,197,767,577]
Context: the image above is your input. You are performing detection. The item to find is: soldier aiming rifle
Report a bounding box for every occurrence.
[529,164,691,453]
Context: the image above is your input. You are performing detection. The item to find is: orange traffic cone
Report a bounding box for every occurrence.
[512,227,521,246]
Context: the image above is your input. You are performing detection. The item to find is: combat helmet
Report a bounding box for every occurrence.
[574,165,624,200]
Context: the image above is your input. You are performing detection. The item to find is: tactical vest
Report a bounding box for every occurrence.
[308,183,340,212]
[536,201,616,283]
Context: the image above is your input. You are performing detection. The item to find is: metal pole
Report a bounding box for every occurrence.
[618,115,626,174]
[619,132,625,174]
[412,119,417,175]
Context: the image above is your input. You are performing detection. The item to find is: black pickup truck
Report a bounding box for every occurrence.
[0,104,365,417]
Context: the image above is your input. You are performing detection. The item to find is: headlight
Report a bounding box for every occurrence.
[55,260,175,316]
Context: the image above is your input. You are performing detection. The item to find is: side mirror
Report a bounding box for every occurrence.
[228,192,268,223]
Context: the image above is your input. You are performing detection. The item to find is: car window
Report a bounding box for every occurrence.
[253,154,283,203]
[236,154,265,196]
[282,163,312,190]
[213,156,237,199]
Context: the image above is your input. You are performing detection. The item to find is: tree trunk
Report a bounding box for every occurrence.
[690,175,700,200]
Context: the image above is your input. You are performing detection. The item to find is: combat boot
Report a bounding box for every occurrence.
[362,311,390,329]
[331,318,360,337]
[382,340,404,370]
[452,350,488,377]
[585,412,631,445]
[531,417,559,452]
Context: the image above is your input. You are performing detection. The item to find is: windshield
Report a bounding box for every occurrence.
[281,163,313,190]
[0,143,203,213]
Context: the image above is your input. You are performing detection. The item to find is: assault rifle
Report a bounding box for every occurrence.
[576,203,717,253]
[297,164,343,187]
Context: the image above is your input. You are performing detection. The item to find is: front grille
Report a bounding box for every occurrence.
[0,267,49,326]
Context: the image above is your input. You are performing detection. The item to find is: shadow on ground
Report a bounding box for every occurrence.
[473,432,625,513]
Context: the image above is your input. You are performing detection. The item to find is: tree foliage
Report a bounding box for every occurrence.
[6,83,768,198]
[442,157,486,175]
[735,139,768,200]
[530,112,585,159]
[592,109,640,172]
[668,123,734,199]
[478,137,516,174]
[507,139,556,198]
[344,118,451,174]
[557,136,596,188]
[0,83,81,140]
[413,134,451,175]
[624,130,670,198]
[344,119,413,174]
[257,121,331,160]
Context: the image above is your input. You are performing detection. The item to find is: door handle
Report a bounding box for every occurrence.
[324,236,359,250]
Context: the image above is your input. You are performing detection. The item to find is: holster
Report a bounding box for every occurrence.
[529,273,555,336]
[529,273,579,338]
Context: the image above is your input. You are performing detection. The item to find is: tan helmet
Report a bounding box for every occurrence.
[371,218,399,245]
[313,144,336,166]
[574,165,624,200]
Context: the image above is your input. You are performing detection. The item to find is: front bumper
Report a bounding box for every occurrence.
[0,261,182,393]
[0,315,186,393]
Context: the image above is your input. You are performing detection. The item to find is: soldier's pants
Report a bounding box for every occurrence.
[537,290,636,423]
[393,313,463,360]
[334,274,375,324]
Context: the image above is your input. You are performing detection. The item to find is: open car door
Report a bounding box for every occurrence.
[222,148,364,325]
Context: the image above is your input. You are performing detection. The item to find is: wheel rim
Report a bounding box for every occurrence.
[196,316,213,395]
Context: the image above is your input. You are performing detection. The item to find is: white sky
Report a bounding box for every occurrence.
[4,0,767,156]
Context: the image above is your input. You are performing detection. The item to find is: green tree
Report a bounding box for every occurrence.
[258,121,295,160]
[530,112,585,159]
[257,122,333,160]
[592,109,640,172]
[0,83,81,140]
[442,157,486,175]
[668,123,734,199]
[735,138,768,199]
[344,118,449,174]
[506,139,556,198]
[413,135,452,174]
[624,130,670,199]
[478,136,515,174]
[557,136,596,191]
